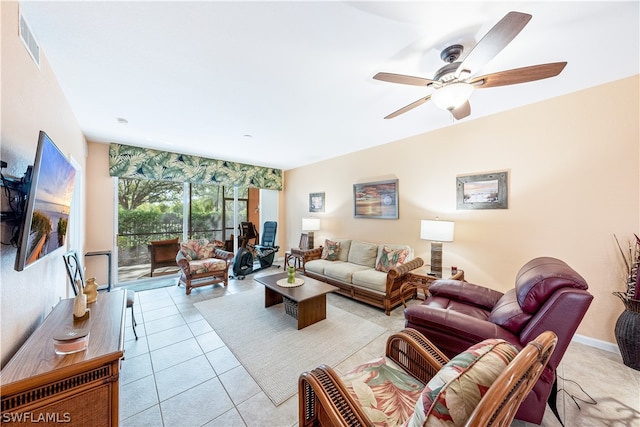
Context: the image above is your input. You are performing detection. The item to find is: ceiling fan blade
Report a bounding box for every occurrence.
[470,62,567,88]
[455,11,532,78]
[384,95,431,119]
[451,101,471,120]
[374,72,435,87]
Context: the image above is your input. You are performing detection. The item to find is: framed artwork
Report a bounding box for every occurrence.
[309,192,325,213]
[457,171,508,210]
[353,179,398,219]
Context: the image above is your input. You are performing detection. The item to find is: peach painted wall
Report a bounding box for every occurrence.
[284,75,639,345]
[83,142,115,284]
[1,2,87,366]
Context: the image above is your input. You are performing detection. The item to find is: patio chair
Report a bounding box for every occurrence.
[147,237,180,277]
[299,328,557,427]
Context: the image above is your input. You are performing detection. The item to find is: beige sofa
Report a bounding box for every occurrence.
[303,239,424,315]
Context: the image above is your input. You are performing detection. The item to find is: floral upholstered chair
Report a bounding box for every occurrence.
[176,239,233,295]
[298,328,557,427]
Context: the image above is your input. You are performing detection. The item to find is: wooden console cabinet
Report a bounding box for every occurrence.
[1,291,126,426]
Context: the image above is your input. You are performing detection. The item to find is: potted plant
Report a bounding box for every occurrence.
[613,234,640,370]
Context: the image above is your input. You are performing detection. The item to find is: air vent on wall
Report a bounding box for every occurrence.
[19,11,40,68]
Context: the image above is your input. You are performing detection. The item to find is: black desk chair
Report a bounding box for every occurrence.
[63,250,137,340]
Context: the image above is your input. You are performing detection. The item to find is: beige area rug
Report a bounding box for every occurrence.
[194,287,386,405]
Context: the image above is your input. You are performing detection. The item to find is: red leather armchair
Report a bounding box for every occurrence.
[404,257,593,425]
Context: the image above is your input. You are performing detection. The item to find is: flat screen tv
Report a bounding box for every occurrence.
[14,131,76,271]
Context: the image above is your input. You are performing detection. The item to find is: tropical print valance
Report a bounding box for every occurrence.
[108,144,282,191]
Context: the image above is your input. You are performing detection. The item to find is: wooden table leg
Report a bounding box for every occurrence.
[264,286,283,307]
[297,294,327,329]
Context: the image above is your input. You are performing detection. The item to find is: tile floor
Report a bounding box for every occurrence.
[118,270,640,427]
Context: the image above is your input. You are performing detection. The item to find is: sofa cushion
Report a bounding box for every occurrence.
[405,338,518,427]
[375,246,409,272]
[321,239,341,261]
[352,269,387,293]
[341,356,424,427]
[324,262,370,283]
[188,258,228,274]
[348,240,379,268]
[305,259,340,275]
[335,239,352,262]
[488,289,533,334]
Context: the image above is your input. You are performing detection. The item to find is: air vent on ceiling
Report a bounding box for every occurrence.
[19,11,40,68]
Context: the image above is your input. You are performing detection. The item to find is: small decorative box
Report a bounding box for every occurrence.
[53,328,90,355]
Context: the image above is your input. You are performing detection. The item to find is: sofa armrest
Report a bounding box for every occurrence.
[387,257,424,280]
[386,328,448,384]
[298,365,370,427]
[404,305,520,346]
[302,247,323,263]
[176,250,191,276]
[430,279,504,310]
[212,248,234,264]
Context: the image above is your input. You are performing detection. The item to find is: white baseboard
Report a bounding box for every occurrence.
[572,333,620,355]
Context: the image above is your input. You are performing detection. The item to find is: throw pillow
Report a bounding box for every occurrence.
[321,239,340,261]
[375,246,409,272]
[404,339,518,427]
[341,356,425,427]
[180,239,211,261]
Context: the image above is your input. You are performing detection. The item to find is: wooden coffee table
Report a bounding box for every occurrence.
[255,272,338,329]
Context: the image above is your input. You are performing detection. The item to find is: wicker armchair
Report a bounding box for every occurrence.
[176,239,234,295]
[299,328,557,427]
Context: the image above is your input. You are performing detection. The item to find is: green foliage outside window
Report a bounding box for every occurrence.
[117,178,249,267]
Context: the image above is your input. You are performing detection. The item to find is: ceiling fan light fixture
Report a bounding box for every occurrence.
[431,82,474,111]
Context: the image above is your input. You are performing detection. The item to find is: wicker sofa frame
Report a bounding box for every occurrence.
[302,247,424,315]
[298,328,557,427]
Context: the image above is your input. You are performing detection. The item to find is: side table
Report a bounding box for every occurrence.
[284,247,320,270]
[400,266,465,307]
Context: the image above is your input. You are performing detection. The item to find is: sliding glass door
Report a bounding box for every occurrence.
[116,178,250,283]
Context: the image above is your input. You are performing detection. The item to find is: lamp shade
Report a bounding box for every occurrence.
[431,83,474,111]
[302,217,320,231]
[420,219,454,242]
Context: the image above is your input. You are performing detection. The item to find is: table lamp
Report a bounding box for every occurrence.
[420,219,454,278]
[302,218,320,249]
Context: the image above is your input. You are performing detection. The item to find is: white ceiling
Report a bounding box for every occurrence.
[18,1,639,171]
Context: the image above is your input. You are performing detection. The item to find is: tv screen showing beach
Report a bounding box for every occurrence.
[16,132,76,270]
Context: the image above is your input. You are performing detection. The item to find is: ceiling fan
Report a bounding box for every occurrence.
[374,11,567,120]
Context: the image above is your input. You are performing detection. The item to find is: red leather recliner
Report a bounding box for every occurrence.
[404,257,593,425]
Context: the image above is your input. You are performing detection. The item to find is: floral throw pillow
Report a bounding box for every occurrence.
[321,239,340,261]
[180,239,212,261]
[341,356,424,427]
[404,339,518,427]
[376,246,409,272]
